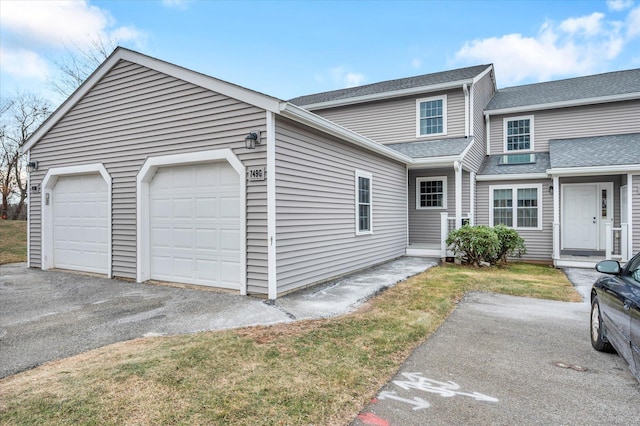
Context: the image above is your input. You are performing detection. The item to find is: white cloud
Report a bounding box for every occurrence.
[0,0,146,84]
[0,47,50,81]
[411,58,422,69]
[559,12,605,35]
[454,10,631,85]
[0,1,113,49]
[328,66,366,88]
[607,0,634,11]
[162,0,191,9]
[628,6,640,37]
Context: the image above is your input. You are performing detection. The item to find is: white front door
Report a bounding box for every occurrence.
[562,183,613,250]
[148,162,241,289]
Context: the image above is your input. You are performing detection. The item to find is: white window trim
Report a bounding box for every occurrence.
[503,115,534,152]
[489,183,543,230]
[355,170,373,236]
[416,95,447,138]
[416,176,448,210]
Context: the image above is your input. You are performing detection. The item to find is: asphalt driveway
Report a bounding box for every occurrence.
[0,257,436,378]
[353,268,640,425]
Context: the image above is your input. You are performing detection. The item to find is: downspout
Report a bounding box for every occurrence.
[454,160,463,229]
[463,84,470,137]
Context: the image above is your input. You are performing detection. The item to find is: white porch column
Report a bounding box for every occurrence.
[441,212,449,258]
[552,175,560,261]
[454,161,462,229]
[621,223,629,262]
[605,222,612,260]
[470,171,476,225]
[627,173,633,260]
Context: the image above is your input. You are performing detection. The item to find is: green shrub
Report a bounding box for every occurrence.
[491,224,527,264]
[445,224,526,266]
[445,225,499,266]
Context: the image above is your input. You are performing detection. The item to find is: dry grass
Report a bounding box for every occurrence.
[0,263,580,425]
[0,220,27,264]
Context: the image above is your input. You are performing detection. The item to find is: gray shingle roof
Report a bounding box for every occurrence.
[478,152,550,176]
[386,137,472,159]
[549,133,640,168]
[486,68,640,111]
[289,64,492,106]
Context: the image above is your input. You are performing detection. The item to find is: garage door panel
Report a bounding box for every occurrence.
[195,198,217,216]
[196,229,218,250]
[173,227,193,248]
[220,196,240,218]
[52,174,108,275]
[149,162,240,290]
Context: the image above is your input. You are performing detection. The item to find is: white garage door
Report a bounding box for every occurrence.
[149,162,241,289]
[52,174,109,274]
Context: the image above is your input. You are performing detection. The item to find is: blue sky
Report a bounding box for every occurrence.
[1,0,639,106]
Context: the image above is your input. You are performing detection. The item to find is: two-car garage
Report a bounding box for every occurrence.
[42,150,245,293]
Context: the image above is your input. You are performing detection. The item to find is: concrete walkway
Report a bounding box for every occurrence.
[0,257,437,378]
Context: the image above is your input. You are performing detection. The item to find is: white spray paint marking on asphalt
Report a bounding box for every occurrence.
[377,391,431,410]
[392,372,499,402]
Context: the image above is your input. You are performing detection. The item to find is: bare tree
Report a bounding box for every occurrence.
[0,93,51,219]
[48,36,119,99]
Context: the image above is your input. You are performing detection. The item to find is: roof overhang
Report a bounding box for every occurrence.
[547,164,640,177]
[407,156,461,170]
[476,172,548,181]
[484,92,640,118]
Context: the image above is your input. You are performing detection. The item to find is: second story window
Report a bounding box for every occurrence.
[417,95,447,137]
[504,116,533,151]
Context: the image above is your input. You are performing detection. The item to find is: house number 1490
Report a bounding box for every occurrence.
[248,167,266,181]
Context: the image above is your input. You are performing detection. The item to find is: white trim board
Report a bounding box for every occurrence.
[136,148,247,295]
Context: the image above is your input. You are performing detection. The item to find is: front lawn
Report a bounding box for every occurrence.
[0,263,580,425]
[0,220,27,264]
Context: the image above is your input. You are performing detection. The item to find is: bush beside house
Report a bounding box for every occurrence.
[446,224,526,266]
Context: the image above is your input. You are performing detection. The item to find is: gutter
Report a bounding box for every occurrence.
[547,164,640,176]
[485,92,640,117]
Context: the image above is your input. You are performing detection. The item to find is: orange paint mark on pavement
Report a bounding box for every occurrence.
[357,412,390,426]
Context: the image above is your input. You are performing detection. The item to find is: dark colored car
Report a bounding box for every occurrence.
[590,252,640,382]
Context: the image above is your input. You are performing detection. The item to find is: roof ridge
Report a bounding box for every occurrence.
[289,64,492,104]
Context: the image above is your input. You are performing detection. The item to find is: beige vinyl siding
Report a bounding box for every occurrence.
[489,100,640,154]
[464,72,495,171]
[633,175,640,253]
[274,117,407,294]
[476,179,553,260]
[409,168,456,244]
[313,90,466,144]
[29,60,269,293]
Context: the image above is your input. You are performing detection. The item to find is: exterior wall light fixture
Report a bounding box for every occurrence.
[27,161,39,173]
[244,131,261,149]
